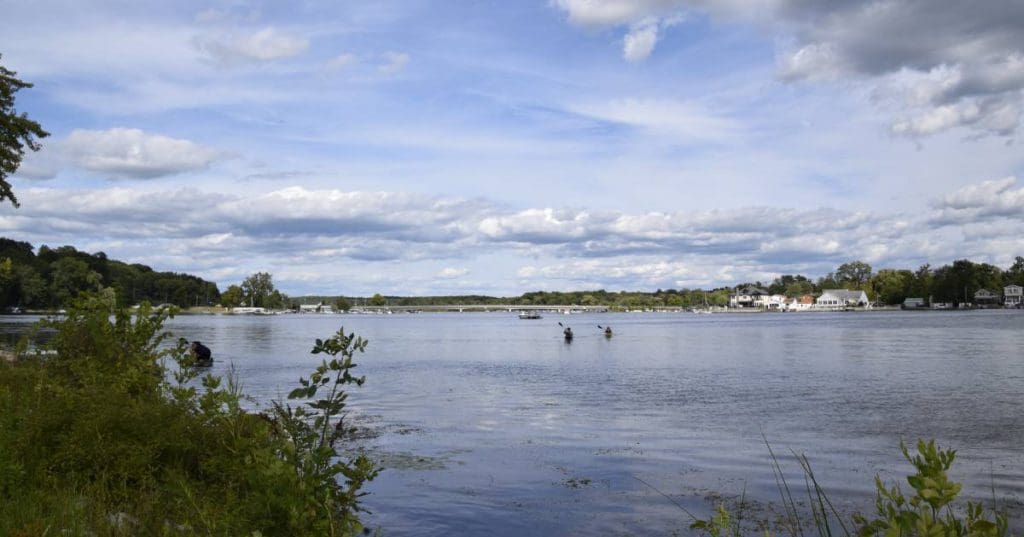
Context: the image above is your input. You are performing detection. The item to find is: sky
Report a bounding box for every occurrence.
[1,0,1023,296]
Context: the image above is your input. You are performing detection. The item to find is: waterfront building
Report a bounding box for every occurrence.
[815,289,870,309]
[973,288,1000,308]
[1005,285,1023,308]
[902,297,927,309]
[728,286,770,308]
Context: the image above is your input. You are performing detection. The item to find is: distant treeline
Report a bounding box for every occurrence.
[4,235,1023,311]
[0,238,220,309]
[302,257,1024,309]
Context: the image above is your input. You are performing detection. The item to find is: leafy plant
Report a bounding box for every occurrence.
[853,440,1008,537]
[688,440,1010,537]
[272,327,380,536]
[0,294,378,536]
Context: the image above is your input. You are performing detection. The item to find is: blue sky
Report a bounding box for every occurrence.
[2,0,1023,296]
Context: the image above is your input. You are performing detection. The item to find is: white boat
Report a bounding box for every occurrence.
[518,311,543,319]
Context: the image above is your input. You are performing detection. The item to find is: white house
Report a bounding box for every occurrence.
[729,286,770,308]
[1005,285,1023,308]
[784,294,815,311]
[815,289,870,309]
[759,294,787,310]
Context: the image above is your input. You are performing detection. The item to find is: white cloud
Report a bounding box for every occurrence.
[325,53,358,71]
[437,267,469,279]
[929,176,1024,225]
[3,177,1022,294]
[555,0,1024,137]
[623,21,659,62]
[63,128,222,179]
[195,27,309,65]
[379,52,409,74]
[568,98,739,143]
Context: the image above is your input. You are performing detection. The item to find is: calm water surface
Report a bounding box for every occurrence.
[5,310,1024,535]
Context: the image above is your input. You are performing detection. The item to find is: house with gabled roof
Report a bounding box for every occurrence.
[728,286,770,308]
[1002,285,1021,308]
[816,289,870,309]
[973,288,1000,308]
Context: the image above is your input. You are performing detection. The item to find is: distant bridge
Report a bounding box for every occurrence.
[349,304,610,313]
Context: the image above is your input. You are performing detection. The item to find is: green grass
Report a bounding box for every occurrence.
[0,294,377,536]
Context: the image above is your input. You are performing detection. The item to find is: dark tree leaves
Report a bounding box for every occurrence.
[0,55,49,207]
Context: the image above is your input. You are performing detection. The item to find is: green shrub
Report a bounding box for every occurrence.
[0,294,377,536]
[689,440,1010,537]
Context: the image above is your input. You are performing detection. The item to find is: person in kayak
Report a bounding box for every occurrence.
[190,340,213,367]
[563,326,573,341]
[604,326,612,338]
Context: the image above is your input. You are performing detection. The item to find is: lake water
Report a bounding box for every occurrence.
[4,310,1024,535]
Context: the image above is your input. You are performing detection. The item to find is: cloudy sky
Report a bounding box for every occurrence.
[1,0,1023,296]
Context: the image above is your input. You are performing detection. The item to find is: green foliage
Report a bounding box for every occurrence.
[220,283,244,307]
[241,271,277,308]
[0,54,50,207]
[334,296,353,311]
[0,238,220,309]
[853,440,1007,537]
[369,293,388,306]
[273,328,380,535]
[0,294,376,536]
[689,440,1009,537]
[836,261,873,287]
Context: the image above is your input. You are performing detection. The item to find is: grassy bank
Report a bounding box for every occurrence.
[0,295,377,536]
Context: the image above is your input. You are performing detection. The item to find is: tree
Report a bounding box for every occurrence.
[1005,256,1024,286]
[0,258,15,307]
[266,289,288,310]
[333,297,352,312]
[50,257,102,306]
[870,269,914,305]
[1,55,49,207]
[836,261,873,287]
[220,284,244,307]
[368,293,387,307]
[241,272,275,308]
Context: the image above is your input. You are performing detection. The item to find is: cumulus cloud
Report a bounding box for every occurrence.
[195,27,309,66]
[3,178,1021,293]
[555,0,1024,137]
[929,176,1024,225]
[62,128,223,179]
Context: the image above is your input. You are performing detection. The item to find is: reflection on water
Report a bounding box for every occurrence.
[2,310,1023,535]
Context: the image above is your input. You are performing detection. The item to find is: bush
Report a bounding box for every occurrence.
[0,294,377,536]
[690,439,1009,537]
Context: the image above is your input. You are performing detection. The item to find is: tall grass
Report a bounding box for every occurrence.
[687,438,1010,537]
[0,294,377,536]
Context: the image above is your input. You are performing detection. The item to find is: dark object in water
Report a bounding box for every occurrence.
[190,341,213,367]
[563,327,573,341]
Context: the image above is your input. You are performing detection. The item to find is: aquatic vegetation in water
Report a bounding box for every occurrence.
[688,439,1010,537]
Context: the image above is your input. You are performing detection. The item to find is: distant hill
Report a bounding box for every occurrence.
[0,237,220,310]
